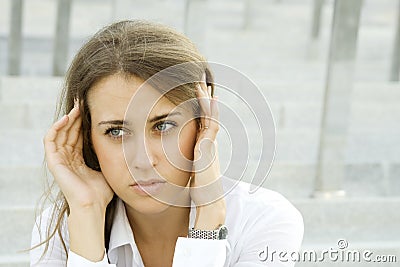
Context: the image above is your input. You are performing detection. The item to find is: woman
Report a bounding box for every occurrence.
[31,20,303,267]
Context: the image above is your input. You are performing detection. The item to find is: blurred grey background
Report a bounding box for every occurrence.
[0,0,399,266]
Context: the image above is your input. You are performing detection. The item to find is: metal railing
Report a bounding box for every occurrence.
[53,0,72,76]
[314,0,363,198]
[390,0,400,81]
[7,0,72,76]
[7,0,23,75]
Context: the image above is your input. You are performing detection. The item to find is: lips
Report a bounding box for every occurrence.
[130,179,166,196]
[132,179,165,186]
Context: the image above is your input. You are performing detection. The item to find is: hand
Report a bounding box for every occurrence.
[44,99,114,212]
[190,77,226,230]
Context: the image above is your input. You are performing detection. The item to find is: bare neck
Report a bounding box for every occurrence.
[125,203,191,245]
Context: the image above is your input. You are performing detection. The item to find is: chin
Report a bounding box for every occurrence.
[123,194,171,215]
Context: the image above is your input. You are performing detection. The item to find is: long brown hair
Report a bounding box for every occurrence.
[32,19,214,262]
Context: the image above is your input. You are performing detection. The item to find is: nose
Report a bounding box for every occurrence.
[126,137,157,170]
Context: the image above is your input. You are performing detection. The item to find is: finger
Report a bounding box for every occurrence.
[211,96,219,123]
[203,95,220,141]
[44,115,68,146]
[44,115,69,163]
[75,99,84,147]
[196,90,210,115]
[66,111,82,147]
[75,127,84,151]
[195,84,206,129]
[56,104,80,146]
[196,84,211,127]
[194,96,219,167]
[66,99,83,146]
[198,73,211,129]
[199,76,209,99]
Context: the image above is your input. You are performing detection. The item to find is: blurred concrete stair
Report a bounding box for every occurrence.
[0,207,34,267]
[295,198,400,267]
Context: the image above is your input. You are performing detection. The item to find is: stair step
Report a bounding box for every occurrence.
[0,207,35,255]
[225,161,400,198]
[0,166,50,206]
[293,198,400,244]
[0,130,45,166]
[0,102,57,129]
[0,76,62,103]
[0,254,29,267]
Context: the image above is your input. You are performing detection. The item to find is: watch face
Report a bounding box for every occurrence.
[218,225,228,239]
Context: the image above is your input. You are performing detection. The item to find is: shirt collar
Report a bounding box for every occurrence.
[108,198,136,251]
[107,176,234,253]
[107,198,197,253]
[108,198,196,246]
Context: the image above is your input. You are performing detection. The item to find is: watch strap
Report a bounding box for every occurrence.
[188,224,228,240]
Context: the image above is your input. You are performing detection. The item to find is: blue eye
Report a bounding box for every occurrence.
[104,127,126,139]
[155,121,177,133]
[110,129,122,136]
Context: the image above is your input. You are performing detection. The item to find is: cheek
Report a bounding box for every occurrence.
[91,133,125,183]
[160,122,197,172]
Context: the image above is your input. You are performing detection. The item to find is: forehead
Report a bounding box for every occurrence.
[88,74,177,123]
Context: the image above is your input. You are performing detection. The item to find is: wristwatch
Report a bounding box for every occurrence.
[188,224,228,240]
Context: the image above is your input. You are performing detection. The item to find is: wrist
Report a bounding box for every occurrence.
[68,196,109,212]
[68,207,106,262]
[194,199,226,230]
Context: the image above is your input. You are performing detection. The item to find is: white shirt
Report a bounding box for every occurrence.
[31,177,304,267]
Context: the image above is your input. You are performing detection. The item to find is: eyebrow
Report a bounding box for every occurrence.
[97,111,182,126]
[148,111,182,123]
[98,120,126,126]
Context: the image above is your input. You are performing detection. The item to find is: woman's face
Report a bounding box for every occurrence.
[88,73,198,214]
